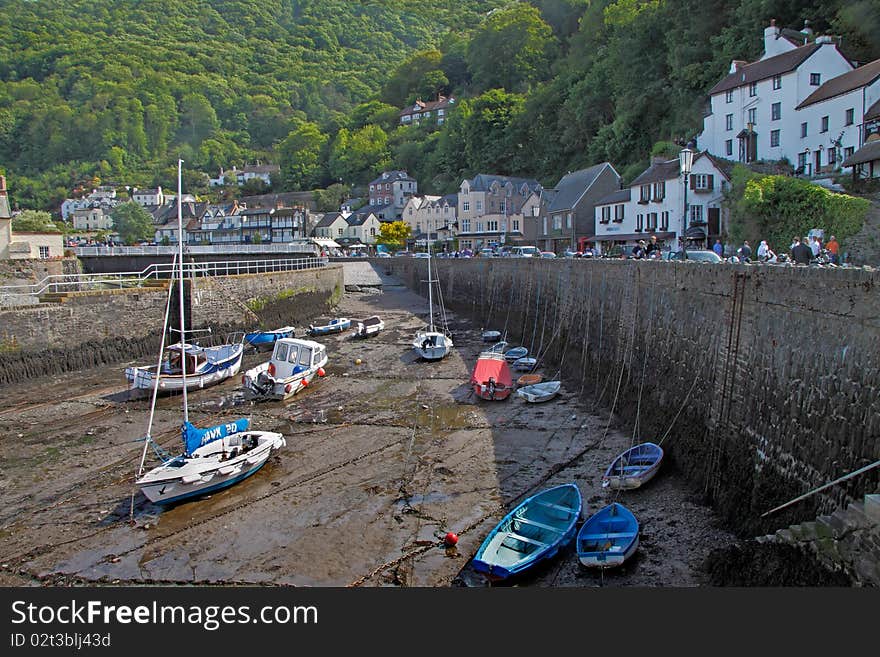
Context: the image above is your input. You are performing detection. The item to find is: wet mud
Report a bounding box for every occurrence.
[0,274,834,587]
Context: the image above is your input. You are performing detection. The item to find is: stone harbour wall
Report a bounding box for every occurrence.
[382,257,880,538]
[0,264,343,385]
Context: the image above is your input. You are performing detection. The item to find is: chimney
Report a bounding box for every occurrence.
[763,18,788,59]
[729,59,747,73]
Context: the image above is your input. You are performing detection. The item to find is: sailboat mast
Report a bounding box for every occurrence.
[177,159,189,424]
[426,239,434,332]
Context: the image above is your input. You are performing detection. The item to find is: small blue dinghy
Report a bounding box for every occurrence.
[503,346,528,362]
[472,483,582,582]
[308,317,351,336]
[602,442,664,490]
[244,326,295,351]
[576,502,639,568]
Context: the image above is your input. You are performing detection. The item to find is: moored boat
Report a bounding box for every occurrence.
[576,502,639,568]
[472,483,582,581]
[516,380,560,403]
[308,318,351,336]
[241,337,328,401]
[470,351,513,400]
[602,442,664,490]
[354,315,384,338]
[244,326,296,351]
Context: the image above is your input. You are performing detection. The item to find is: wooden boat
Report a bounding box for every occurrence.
[516,380,560,403]
[481,330,502,343]
[470,351,513,400]
[308,317,351,336]
[503,346,528,362]
[244,326,295,351]
[513,356,537,372]
[353,315,384,338]
[241,337,328,401]
[125,340,244,393]
[517,373,542,387]
[602,442,664,490]
[576,502,639,568]
[472,483,582,581]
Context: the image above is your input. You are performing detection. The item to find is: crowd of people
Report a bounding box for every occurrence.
[731,233,840,265]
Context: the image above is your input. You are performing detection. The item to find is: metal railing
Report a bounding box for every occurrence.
[0,257,328,306]
[75,241,318,257]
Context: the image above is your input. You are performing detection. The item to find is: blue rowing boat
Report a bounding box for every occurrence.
[244,326,296,351]
[472,483,582,581]
[602,442,664,490]
[576,502,639,568]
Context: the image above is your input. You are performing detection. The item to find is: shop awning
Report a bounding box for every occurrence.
[313,238,341,248]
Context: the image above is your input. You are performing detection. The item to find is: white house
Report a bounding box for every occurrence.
[794,58,880,175]
[71,206,113,231]
[131,187,165,207]
[344,211,382,245]
[594,152,730,253]
[698,19,853,167]
[312,212,349,241]
[367,171,417,219]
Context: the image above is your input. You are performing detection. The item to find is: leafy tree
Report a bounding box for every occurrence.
[381,50,445,107]
[110,201,154,245]
[312,183,349,212]
[278,122,329,190]
[11,210,57,232]
[377,220,411,251]
[466,5,557,93]
[328,124,390,184]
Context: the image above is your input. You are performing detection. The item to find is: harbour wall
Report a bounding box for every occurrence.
[0,264,343,385]
[382,257,880,538]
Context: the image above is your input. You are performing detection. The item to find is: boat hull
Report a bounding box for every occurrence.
[576,503,639,568]
[602,442,664,490]
[470,352,513,400]
[125,347,243,392]
[413,331,453,361]
[308,319,350,336]
[137,431,285,505]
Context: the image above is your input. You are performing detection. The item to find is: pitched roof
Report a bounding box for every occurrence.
[842,138,880,167]
[346,211,377,226]
[399,96,455,117]
[547,163,616,212]
[595,189,631,206]
[369,170,415,185]
[630,159,681,186]
[467,174,542,193]
[314,212,345,228]
[797,58,880,109]
[708,43,821,96]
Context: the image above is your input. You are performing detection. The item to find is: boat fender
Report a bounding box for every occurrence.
[300,379,308,387]
[317,367,326,377]
[444,532,459,546]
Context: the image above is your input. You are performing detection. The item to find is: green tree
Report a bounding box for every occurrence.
[328,124,390,184]
[111,201,154,245]
[377,220,411,251]
[278,122,329,190]
[11,210,56,232]
[466,5,557,93]
[312,183,349,212]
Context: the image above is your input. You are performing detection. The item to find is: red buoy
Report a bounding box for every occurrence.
[444,532,459,546]
[317,367,326,377]
[300,379,309,387]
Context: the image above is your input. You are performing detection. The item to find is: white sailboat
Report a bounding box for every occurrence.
[134,160,285,505]
[412,241,453,361]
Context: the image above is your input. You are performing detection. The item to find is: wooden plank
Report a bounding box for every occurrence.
[513,517,565,534]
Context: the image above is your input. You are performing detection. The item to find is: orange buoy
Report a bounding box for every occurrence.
[317,367,326,377]
[444,532,459,546]
[300,379,309,387]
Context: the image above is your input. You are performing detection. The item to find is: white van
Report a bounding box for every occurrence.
[508,246,540,258]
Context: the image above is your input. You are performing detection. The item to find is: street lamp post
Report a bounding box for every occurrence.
[679,144,694,251]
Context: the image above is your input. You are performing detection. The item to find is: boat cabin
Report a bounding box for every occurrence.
[163,344,206,375]
[270,339,327,380]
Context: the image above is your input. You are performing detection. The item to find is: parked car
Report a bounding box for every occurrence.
[508,246,541,258]
[479,248,495,257]
[377,252,391,258]
[540,251,557,258]
[394,251,411,257]
[413,252,431,259]
[663,249,723,263]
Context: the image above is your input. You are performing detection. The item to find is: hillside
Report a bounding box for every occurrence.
[1,0,879,210]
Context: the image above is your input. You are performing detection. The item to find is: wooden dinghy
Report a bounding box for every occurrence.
[517,373,542,387]
[576,502,639,568]
[516,380,561,403]
[513,356,537,372]
[472,483,582,581]
[602,442,664,490]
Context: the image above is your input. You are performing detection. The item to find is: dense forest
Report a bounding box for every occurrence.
[0,0,878,212]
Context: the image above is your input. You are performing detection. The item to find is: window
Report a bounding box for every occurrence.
[553,215,562,230]
[771,102,781,121]
[725,90,733,103]
[828,148,836,165]
[690,205,703,223]
[660,211,669,230]
[798,152,808,170]
[635,214,644,232]
[845,146,854,159]
[770,129,780,147]
[462,201,470,212]
[462,219,471,232]
[725,139,733,156]
[652,181,665,201]
[772,75,781,90]
[499,200,506,213]
[845,108,854,126]
[512,219,520,231]
[749,82,757,97]
[639,184,651,203]
[821,116,829,133]
[801,122,808,138]
[487,220,498,231]
[542,217,547,234]
[647,212,658,231]
[725,114,733,131]
[566,213,572,229]
[748,108,757,125]
[691,174,714,191]
[614,204,625,222]
[370,227,375,236]
[475,200,482,211]
[384,196,390,204]
[599,206,611,224]
[39,246,50,259]
[337,228,343,236]
[810,73,821,86]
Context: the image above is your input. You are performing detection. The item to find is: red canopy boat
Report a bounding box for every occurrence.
[470,352,513,400]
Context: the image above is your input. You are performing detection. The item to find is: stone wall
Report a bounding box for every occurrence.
[0,264,343,384]
[381,257,880,536]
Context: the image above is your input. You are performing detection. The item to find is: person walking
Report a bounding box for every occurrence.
[826,235,840,264]
[791,236,813,265]
[713,239,723,258]
[737,240,752,262]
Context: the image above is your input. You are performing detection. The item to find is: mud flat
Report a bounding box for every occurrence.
[0,280,742,587]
